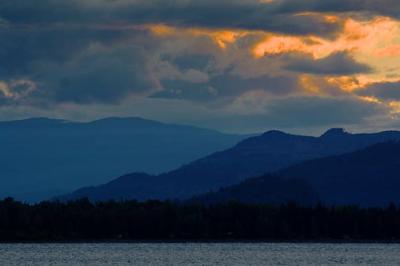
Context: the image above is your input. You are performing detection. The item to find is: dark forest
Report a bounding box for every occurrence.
[1,198,400,242]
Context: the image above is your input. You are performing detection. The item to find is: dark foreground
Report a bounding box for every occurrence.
[1,198,400,241]
[1,243,400,265]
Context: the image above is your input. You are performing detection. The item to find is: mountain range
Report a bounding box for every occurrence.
[59,128,400,204]
[0,117,244,202]
[194,141,400,207]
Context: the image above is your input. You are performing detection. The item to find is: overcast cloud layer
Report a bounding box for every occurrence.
[1,0,400,134]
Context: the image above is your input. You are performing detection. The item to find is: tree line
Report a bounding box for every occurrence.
[1,197,400,241]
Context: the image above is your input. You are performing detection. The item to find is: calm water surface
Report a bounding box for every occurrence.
[0,243,399,265]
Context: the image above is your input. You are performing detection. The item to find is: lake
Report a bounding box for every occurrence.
[0,243,399,265]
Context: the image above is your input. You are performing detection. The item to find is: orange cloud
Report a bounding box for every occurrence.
[147,16,400,114]
[147,16,399,63]
[253,17,399,59]
[325,76,363,92]
[358,95,382,104]
[329,75,400,90]
[324,15,341,24]
[253,35,308,57]
[147,24,247,49]
[252,16,400,97]
[375,45,400,57]
[147,24,177,36]
[299,74,323,95]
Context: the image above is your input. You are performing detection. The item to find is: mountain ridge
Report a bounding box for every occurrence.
[58,128,400,202]
[0,117,245,202]
[194,141,400,207]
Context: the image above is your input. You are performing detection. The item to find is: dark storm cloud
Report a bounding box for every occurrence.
[202,96,385,132]
[151,80,215,102]
[2,0,399,35]
[0,25,157,105]
[285,52,372,76]
[170,54,213,71]
[0,0,341,36]
[358,82,400,101]
[32,46,157,104]
[152,73,298,102]
[0,27,133,79]
[273,0,400,19]
[262,96,382,127]
[0,0,397,133]
[121,4,339,36]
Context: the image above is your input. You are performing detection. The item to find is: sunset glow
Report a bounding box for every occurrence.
[1,0,400,133]
[145,13,400,117]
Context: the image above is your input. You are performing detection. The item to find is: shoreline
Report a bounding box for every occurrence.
[2,239,400,244]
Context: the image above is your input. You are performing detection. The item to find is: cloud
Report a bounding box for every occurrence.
[170,54,214,71]
[187,95,387,133]
[3,0,399,36]
[152,73,298,102]
[33,44,159,105]
[285,52,372,75]
[358,82,400,101]
[0,0,342,36]
[272,0,400,19]
[0,0,399,133]
[262,96,383,127]
[0,26,135,79]
[0,23,160,106]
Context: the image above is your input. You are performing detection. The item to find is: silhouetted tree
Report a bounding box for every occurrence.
[1,198,400,241]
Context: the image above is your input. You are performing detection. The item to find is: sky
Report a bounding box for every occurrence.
[1,0,400,134]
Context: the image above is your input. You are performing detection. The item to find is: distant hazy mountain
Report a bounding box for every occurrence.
[196,141,400,207]
[59,128,400,202]
[0,117,244,202]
